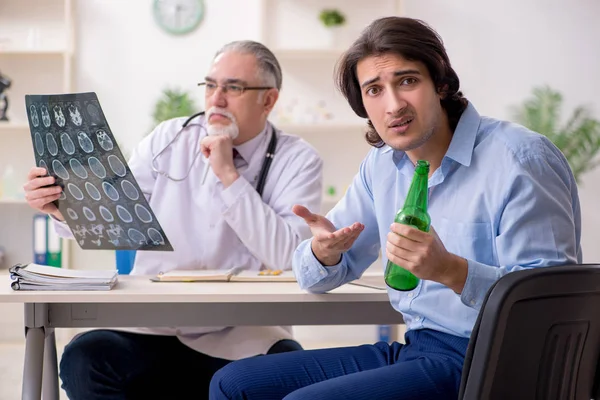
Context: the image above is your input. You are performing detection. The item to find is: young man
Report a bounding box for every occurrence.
[23,41,323,399]
[208,17,582,400]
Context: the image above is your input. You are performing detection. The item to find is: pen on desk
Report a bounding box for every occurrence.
[258,269,283,276]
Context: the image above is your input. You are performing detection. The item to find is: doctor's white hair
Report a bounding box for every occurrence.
[214,40,282,93]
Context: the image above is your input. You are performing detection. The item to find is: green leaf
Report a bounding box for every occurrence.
[319,9,346,27]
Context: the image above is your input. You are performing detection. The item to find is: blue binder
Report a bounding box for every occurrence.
[116,250,136,275]
[32,214,48,265]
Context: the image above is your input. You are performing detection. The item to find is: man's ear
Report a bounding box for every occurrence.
[263,88,279,114]
[438,84,449,100]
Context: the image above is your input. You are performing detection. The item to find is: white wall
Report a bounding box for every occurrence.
[73,0,266,152]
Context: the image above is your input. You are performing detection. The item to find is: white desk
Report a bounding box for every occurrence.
[0,275,401,400]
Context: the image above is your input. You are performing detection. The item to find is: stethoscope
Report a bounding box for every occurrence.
[150,111,277,197]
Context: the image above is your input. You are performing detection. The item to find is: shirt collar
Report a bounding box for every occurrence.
[443,101,480,167]
[234,122,269,164]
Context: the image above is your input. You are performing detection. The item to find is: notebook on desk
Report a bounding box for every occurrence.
[151,268,297,283]
[9,263,118,291]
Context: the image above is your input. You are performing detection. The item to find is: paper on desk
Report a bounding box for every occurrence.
[349,274,387,290]
[9,263,118,291]
[151,269,234,282]
[229,269,296,282]
[18,263,117,279]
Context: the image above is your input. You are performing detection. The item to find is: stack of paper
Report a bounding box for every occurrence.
[9,263,118,291]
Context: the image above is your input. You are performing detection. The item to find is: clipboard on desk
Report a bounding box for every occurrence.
[150,268,297,283]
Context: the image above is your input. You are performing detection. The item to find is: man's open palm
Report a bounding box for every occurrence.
[293,205,364,266]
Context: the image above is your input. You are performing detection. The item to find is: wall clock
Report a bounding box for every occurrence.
[153,0,205,35]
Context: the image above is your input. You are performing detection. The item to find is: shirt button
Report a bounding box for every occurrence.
[415,316,421,321]
[470,300,476,306]
[319,270,326,276]
[407,292,414,298]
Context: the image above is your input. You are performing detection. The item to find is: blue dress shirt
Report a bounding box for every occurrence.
[293,102,582,339]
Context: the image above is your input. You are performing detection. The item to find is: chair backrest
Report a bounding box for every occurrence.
[459,264,600,400]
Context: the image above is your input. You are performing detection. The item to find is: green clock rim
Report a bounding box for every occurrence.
[153,0,205,35]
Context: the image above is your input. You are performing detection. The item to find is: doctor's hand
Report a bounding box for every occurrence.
[386,224,468,293]
[293,205,364,266]
[200,135,239,188]
[23,167,65,222]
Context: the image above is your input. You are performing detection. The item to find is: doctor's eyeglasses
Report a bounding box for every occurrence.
[198,82,274,97]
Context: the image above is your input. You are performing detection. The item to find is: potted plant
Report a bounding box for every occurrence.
[511,85,600,183]
[319,9,347,49]
[152,87,197,126]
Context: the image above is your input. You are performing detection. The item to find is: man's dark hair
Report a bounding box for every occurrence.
[335,17,468,147]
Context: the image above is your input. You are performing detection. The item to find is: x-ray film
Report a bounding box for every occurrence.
[25,92,173,252]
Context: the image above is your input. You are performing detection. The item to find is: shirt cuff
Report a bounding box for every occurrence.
[220,176,252,208]
[460,259,502,310]
[49,214,74,239]
[49,214,64,223]
[293,239,343,289]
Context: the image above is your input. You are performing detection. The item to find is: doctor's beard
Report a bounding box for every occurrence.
[206,107,240,140]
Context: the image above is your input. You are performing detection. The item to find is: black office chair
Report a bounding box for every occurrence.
[458,264,600,400]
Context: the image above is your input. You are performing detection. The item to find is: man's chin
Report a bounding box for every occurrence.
[207,123,239,139]
[388,138,425,152]
[207,123,229,131]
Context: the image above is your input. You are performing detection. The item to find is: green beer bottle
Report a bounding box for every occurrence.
[384,160,431,291]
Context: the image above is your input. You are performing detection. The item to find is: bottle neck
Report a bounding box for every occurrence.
[403,170,428,212]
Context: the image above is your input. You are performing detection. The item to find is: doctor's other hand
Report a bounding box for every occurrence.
[292,205,364,266]
[200,135,239,187]
[23,167,65,222]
